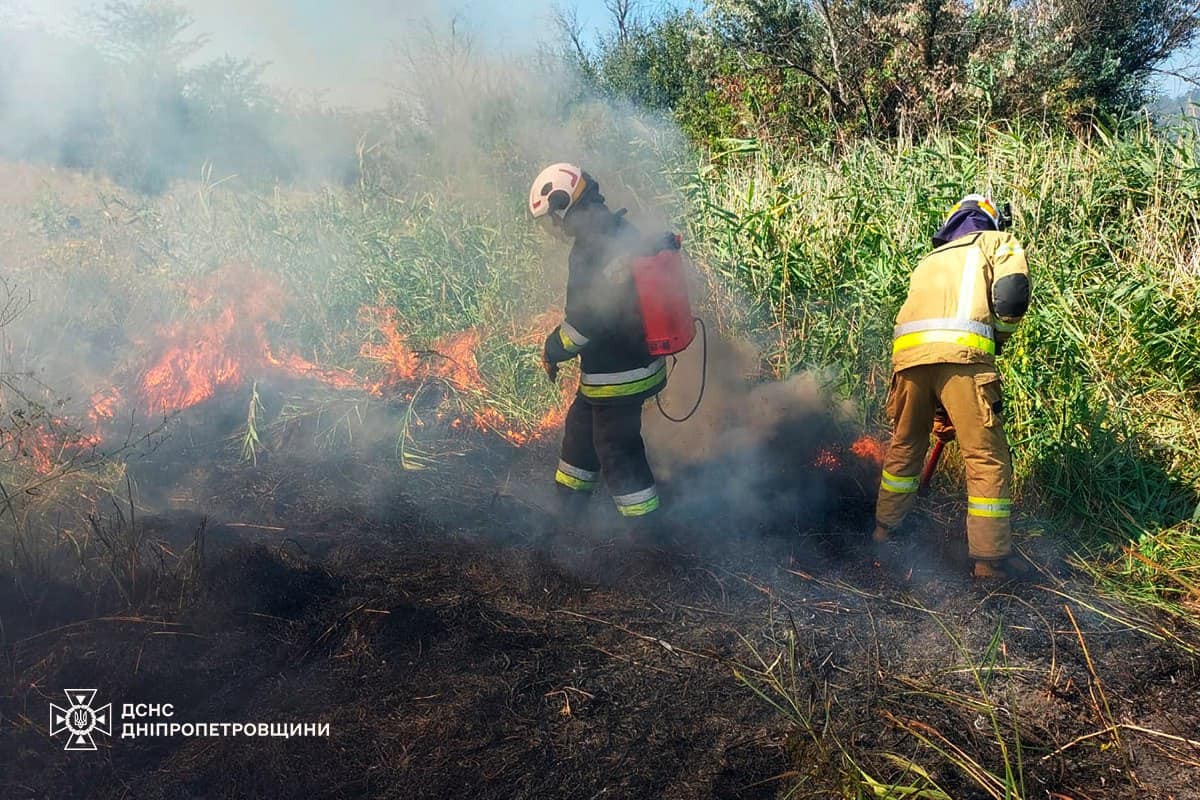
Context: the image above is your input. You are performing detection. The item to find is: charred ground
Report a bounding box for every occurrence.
[2,389,1199,800]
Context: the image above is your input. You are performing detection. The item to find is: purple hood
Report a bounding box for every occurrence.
[932,208,997,248]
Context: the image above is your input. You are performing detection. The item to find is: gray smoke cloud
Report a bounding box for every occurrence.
[0,0,872,559]
[644,330,874,537]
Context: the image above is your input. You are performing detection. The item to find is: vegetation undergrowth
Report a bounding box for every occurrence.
[2,3,1200,798]
[677,120,1200,623]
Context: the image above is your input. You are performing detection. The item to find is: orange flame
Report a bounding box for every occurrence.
[72,282,578,451]
[534,380,574,436]
[135,266,374,415]
[472,406,530,446]
[140,308,244,414]
[358,302,569,443]
[850,435,885,465]
[4,422,101,475]
[88,388,122,425]
[263,347,367,393]
[358,308,487,393]
[811,435,886,474]
[358,304,418,383]
[430,329,485,392]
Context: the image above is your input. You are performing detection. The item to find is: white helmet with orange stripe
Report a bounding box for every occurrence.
[528,163,593,232]
[946,193,1001,229]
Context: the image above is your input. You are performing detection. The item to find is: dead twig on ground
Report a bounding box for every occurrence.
[1064,604,1126,761]
[1040,723,1200,762]
[553,609,715,662]
[15,616,183,646]
[299,601,370,662]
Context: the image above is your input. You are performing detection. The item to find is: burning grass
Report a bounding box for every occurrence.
[2,112,1200,798]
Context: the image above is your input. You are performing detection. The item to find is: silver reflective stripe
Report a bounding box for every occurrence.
[581,358,666,386]
[561,321,590,348]
[969,501,1012,514]
[880,470,919,494]
[893,318,994,340]
[612,486,658,507]
[957,248,981,320]
[557,460,599,481]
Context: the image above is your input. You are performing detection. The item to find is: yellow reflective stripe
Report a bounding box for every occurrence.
[578,368,666,399]
[893,330,996,356]
[555,470,597,492]
[968,497,1012,517]
[969,496,1012,506]
[559,322,588,353]
[613,486,658,515]
[616,495,660,517]
[880,470,919,494]
[995,242,1024,258]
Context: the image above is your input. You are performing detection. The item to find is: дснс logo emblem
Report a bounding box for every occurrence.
[49,689,112,751]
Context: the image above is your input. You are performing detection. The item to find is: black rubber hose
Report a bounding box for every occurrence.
[656,317,706,423]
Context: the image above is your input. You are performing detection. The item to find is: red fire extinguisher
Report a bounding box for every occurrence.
[632,233,696,357]
[631,233,706,422]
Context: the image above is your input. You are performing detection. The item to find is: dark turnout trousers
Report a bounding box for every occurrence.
[555,395,659,517]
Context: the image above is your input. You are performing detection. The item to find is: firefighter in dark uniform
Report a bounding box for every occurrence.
[529,163,667,525]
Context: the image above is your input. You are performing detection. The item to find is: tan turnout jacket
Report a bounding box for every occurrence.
[892,230,1029,371]
[875,228,1031,562]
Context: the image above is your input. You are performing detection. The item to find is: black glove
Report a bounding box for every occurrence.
[638,231,681,257]
[543,329,567,383]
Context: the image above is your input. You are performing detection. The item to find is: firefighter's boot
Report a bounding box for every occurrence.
[973,553,1032,581]
[553,483,592,527]
[625,509,683,549]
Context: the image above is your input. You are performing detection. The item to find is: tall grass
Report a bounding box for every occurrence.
[681,121,1200,551]
[5,113,1199,614]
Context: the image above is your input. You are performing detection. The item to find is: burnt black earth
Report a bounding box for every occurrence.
[2,395,1198,800]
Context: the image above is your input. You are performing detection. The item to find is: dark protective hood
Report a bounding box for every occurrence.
[932,207,997,248]
[562,192,624,242]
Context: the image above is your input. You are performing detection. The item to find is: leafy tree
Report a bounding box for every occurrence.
[569,0,1200,145]
[98,0,207,71]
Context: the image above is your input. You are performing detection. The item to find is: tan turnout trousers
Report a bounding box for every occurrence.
[875,362,1012,559]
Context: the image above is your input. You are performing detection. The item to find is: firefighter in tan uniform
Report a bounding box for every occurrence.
[873,195,1031,579]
